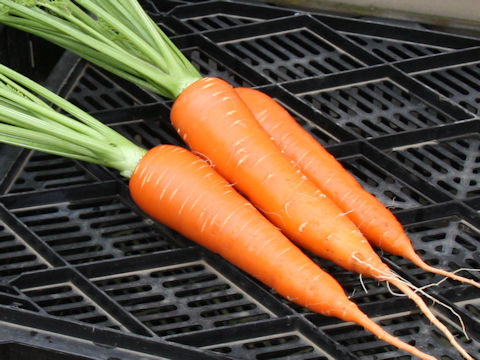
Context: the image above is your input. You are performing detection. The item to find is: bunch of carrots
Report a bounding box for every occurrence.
[0,1,478,359]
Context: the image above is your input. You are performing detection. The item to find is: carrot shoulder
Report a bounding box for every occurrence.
[129,144,436,360]
[235,86,480,290]
[170,78,472,360]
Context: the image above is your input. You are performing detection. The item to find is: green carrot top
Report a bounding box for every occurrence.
[0,0,202,99]
[0,63,147,178]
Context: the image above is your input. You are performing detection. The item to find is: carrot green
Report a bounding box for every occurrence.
[0,63,146,177]
[0,0,201,98]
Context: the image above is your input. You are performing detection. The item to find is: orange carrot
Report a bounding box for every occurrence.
[170,77,472,360]
[0,62,437,360]
[235,86,480,289]
[0,4,459,357]
[129,144,437,360]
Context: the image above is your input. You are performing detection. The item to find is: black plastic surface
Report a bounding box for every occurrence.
[1,1,480,359]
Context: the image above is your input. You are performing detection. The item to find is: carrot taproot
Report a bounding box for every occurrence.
[0,62,437,360]
[235,86,480,290]
[170,77,473,360]
[129,144,437,360]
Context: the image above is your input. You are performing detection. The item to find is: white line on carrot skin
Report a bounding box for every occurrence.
[158,177,176,202]
[232,119,248,127]
[201,82,216,89]
[236,153,250,167]
[296,149,311,163]
[168,187,179,202]
[232,136,248,148]
[177,193,193,216]
[298,222,308,233]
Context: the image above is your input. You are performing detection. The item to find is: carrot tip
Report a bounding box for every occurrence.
[348,306,438,360]
[408,252,480,290]
[386,276,474,360]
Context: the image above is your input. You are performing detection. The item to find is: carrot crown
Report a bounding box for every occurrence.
[0,0,202,99]
[0,63,146,177]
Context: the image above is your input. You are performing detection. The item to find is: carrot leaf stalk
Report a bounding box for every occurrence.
[0,63,146,178]
[0,0,202,99]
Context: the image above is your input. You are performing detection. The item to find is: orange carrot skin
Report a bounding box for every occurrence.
[234,87,417,260]
[129,144,358,319]
[129,146,441,360]
[170,77,390,279]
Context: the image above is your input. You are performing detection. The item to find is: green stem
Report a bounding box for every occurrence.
[0,123,100,159]
[0,63,148,178]
[0,0,203,98]
[0,64,119,141]
[0,86,104,140]
[0,105,114,156]
[0,0,210,177]
[74,0,168,72]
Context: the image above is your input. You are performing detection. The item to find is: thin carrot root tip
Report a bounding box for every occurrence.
[385,276,474,360]
[349,306,438,360]
[410,253,480,290]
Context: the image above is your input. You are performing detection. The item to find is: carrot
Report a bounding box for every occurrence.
[130,145,437,360]
[235,86,480,290]
[0,2,471,357]
[171,77,472,360]
[0,64,438,360]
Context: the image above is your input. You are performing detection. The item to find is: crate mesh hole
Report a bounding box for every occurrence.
[13,197,180,264]
[303,80,456,138]
[9,153,97,194]
[186,48,252,87]
[323,313,445,358]
[65,65,156,111]
[205,332,329,359]
[221,29,362,82]
[245,336,316,360]
[341,156,431,210]
[22,284,121,329]
[0,222,49,278]
[94,262,271,337]
[415,63,480,114]
[346,34,448,62]
[184,13,261,32]
[398,217,480,285]
[390,135,480,199]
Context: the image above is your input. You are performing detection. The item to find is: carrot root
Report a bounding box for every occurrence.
[350,308,438,360]
[171,78,465,359]
[408,251,480,290]
[234,86,480,292]
[385,276,474,360]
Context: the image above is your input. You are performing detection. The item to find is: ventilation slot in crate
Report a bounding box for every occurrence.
[221,28,363,82]
[340,155,432,210]
[22,283,123,330]
[9,153,97,194]
[219,333,329,360]
[0,222,49,279]
[389,135,480,200]
[402,216,480,284]
[415,63,480,115]
[93,262,271,337]
[302,79,458,138]
[347,34,448,62]
[184,13,259,32]
[13,197,181,264]
[65,64,157,111]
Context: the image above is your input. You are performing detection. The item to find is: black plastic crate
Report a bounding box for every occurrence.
[1,1,480,359]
